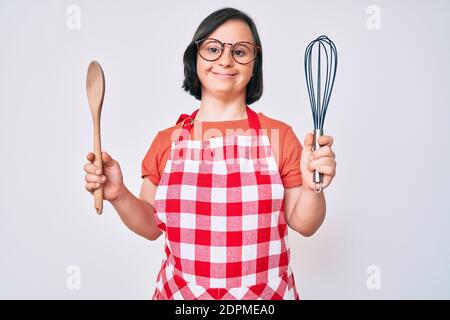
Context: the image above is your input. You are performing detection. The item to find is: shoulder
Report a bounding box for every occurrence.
[257,111,295,138]
[256,111,303,157]
[157,124,181,142]
[152,121,185,145]
[142,121,181,160]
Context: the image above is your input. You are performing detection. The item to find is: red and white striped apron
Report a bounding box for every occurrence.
[152,105,299,300]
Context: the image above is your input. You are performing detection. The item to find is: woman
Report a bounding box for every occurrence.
[83,7,336,300]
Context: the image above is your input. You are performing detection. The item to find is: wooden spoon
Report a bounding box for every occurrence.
[86,60,105,215]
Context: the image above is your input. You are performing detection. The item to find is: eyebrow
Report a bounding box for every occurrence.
[202,37,255,44]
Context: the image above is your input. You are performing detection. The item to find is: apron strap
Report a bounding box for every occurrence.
[176,105,261,140]
[177,106,261,159]
[246,105,261,132]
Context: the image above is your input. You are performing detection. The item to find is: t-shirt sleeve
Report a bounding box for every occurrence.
[280,127,303,188]
[141,131,163,186]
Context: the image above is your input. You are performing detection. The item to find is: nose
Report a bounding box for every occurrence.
[218,44,234,67]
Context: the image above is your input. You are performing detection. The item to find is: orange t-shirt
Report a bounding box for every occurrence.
[141,112,303,188]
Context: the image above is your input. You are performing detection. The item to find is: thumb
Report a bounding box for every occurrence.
[101,151,115,166]
[303,132,314,153]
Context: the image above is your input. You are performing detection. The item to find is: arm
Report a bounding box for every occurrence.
[283,135,334,237]
[110,178,163,241]
[284,185,326,237]
[283,133,335,237]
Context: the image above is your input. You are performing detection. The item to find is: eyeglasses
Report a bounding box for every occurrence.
[194,37,261,65]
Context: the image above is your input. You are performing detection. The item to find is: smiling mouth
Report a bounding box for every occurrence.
[212,72,237,77]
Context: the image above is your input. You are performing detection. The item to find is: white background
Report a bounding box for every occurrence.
[1,0,449,299]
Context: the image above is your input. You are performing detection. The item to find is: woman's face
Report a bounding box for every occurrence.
[196,20,256,100]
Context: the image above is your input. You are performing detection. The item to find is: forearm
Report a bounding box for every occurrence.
[110,186,161,240]
[289,187,326,237]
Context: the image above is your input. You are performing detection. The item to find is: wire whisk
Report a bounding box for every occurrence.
[304,35,338,193]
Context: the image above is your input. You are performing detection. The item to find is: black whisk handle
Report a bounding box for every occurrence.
[313,129,324,193]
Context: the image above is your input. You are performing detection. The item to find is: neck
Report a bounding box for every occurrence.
[196,90,247,121]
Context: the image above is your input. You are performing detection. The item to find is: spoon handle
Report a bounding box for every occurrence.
[93,117,103,214]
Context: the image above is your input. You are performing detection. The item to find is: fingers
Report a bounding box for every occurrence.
[314,164,336,177]
[318,135,333,147]
[85,151,109,194]
[86,152,95,162]
[85,173,106,194]
[307,157,336,173]
[85,150,115,173]
[304,133,334,153]
[85,152,102,173]
[303,132,314,152]
[85,173,106,184]
[102,151,115,166]
[311,145,335,160]
[84,162,102,175]
[85,182,102,193]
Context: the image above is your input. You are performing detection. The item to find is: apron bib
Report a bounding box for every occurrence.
[151,105,299,300]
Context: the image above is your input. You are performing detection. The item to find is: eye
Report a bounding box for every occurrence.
[233,49,245,57]
[233,43,252,57]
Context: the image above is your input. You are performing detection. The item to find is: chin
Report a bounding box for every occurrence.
[209,84,237,94]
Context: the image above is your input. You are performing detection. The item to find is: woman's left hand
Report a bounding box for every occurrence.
[300,132,337,191]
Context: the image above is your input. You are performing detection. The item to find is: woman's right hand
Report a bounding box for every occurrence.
[84,151,125,202]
